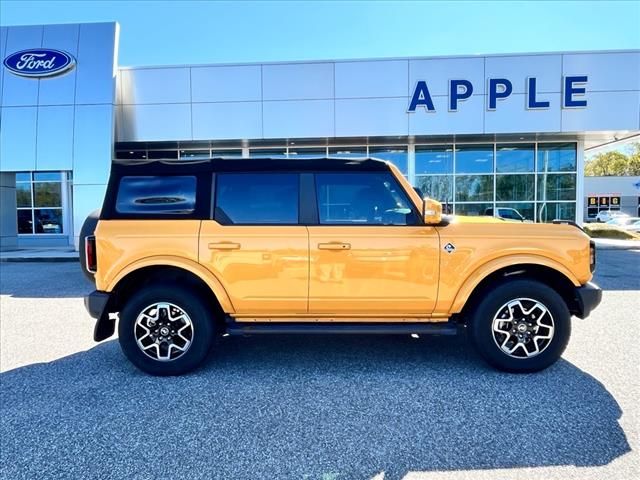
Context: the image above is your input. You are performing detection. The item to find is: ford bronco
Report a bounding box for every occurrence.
[83,157,601,375]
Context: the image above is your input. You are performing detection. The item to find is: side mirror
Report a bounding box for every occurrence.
[423,197,443,225]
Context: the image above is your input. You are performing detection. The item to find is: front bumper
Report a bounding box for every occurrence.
[84,290,116,341]
[573,282,602,319]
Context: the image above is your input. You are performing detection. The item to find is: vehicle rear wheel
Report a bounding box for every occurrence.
[118,284,215,376]
[469,279,571,373]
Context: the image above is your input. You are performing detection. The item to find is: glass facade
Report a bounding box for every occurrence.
[114,141,578,223]
[16,172,69,235]
[414,142,577,222]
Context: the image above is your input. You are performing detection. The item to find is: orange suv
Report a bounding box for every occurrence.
[82,157,601,375]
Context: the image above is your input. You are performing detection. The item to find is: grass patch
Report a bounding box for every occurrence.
[583,223,640,240]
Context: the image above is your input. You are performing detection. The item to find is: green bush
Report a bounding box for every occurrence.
[583,223,640,240]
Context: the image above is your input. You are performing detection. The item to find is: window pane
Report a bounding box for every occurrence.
[34,182,62,207]
[416,175,453,204]
[537,202,576,223]
[180,149,210,160]
[415,146,453,174]
[369,147,408,175]
[215,173,298,224]
[494,202,535,221]
[496,174,535,201]
[315,172,417,225]
[250,148,287,158]
[537,143,576,172]
[116,176,197,214]
[328,147,367,158]
[17,210,33,234]
[455,203,493,216]
[33,172,61,182]
[212,149,243,158]
[16,173,31,182]
[115,150,147,160]
[496,144,534,173]
[455,175,494,202]
[537,174,576,201]
[34,209,63,234]
[455,145,494,174]
[287,148,327,158]
[16,183,32,207]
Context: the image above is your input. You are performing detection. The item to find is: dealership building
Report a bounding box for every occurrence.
[0,21,639,249]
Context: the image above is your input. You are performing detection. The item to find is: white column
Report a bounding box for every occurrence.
[407,143,416,185]
[576,140,585,225]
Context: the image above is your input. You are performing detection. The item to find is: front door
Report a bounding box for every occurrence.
[308,171,439,316]
[199,172,308,315]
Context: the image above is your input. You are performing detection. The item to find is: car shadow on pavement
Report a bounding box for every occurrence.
[0,334,630,480]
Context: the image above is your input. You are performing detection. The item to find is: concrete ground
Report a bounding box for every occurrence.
[0,251,638,480]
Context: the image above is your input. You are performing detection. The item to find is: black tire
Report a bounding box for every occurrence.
[118,284,216,376]
[469,279,571,373]
[79,209,100,282]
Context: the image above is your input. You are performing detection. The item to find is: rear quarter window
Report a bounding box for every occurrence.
[116,176,197,215]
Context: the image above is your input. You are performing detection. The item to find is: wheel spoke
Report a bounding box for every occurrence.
[134,302,194,362]
[491,297,555,359]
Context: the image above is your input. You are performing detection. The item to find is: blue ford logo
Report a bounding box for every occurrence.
[3,48,76,78]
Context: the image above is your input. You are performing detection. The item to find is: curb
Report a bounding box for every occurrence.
[594,245,640,251]
[0,257,79,263]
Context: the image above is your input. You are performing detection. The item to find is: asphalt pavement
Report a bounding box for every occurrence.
[0,250,638,480]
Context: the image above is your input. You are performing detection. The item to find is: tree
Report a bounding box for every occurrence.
[585,143,640,176]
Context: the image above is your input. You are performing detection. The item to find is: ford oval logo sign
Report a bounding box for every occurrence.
[3,48,76,78]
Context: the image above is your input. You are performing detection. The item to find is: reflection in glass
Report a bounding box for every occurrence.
[180,149,210,160]
[287,148,327,158]
[17,210,33,234]
[16,183,32,207]
[415,146,453,174]
[537,143,576,172]
[116,176,197,214]
[537,174,576,201]
[416,175,453,204]
[455,175,493,202]
[455,145,494,174]
[250,148,287,158]
[496,144,534,173]
[16,173,31,182]
[148,150,178,160]
[496,174,535,201]
[455,203,493,216]
[216,173,299,224]
[211,150,244,158]
[115,150,147,160]
[494,203,535,221]
[33,172,61,182]
[34,183,62,208]
[537,202,576,223]
[369,147,408,175]
[315,172,417,225]
[328,147,367,158]
[34,209,63,234]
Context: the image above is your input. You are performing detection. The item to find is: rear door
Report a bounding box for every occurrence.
[199,172,309,316]
[307,171,440,316]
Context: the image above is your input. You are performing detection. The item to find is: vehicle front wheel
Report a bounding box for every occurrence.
[118,284,215,376]
[469,279,571,373]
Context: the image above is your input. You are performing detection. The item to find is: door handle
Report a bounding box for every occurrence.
[208,242,240,250]
[318,242,351,250]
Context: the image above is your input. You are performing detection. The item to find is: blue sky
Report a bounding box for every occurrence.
[1,0,639,67]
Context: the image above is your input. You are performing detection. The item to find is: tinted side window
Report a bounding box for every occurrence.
[116,176,197,214]
[215,173,299,225]
[315,172,418,225]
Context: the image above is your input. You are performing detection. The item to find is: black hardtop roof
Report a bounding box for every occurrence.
[111,156,391,174]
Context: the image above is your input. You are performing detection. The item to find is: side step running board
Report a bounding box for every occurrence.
[225,322,460,336]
